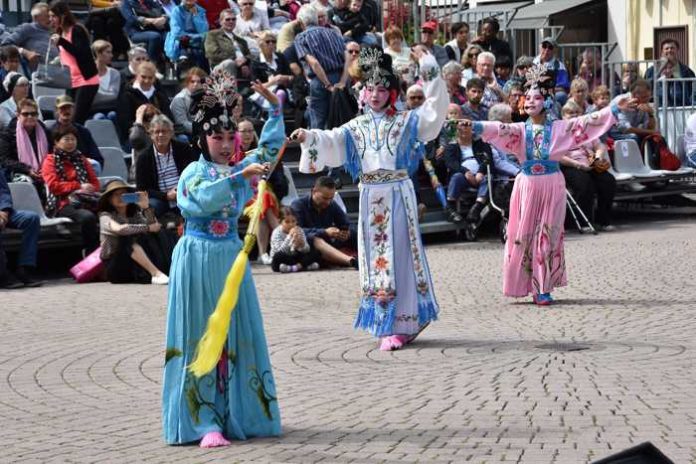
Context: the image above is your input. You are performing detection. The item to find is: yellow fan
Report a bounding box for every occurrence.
[188,141,288,377]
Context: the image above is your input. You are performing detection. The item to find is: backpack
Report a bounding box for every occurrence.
[641,134,681,171]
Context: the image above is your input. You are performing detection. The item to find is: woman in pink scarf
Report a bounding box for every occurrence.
[0,99,50,197]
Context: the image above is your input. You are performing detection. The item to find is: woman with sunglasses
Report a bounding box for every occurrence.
[251,31,293,107]
[460,43,482,85]
[0,99,52,201]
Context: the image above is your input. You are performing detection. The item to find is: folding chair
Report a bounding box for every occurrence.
[566,189,596,235]
[8,182,72,227]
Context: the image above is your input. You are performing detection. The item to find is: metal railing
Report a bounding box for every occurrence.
[657,77,696,152]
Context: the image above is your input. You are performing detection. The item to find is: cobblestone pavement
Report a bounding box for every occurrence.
[3,218,696,464]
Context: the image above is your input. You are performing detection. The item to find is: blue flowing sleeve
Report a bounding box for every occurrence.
[177,161,247,217]
[242,105,286,166]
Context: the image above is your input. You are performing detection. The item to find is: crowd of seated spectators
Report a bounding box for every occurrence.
[1,5,695,288]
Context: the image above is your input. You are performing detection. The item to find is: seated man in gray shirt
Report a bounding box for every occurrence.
[1,2,58,71]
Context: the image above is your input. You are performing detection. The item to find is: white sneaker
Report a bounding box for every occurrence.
[260,253,273,265]
[306,262,320,271]
[151,274,169,285]
[279,264,291,273]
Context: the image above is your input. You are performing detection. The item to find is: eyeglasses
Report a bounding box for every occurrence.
[408,95,424,100]
[264,40,276,44]
[223,17,236,21]
[20,111,38,117]
[421,30,433,34]
[348,49,360,55]
[468,53,479,57]
[541,43,554,50]
[240,2,254,5]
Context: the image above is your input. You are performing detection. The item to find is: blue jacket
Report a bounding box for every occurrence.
[121,0,167,36]
[164,5,208,61]
[0,168,13,213]
[646,62,696,106]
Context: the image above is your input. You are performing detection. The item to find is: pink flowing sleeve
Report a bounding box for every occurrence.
[472,121,526,162]
[549,104,620,159]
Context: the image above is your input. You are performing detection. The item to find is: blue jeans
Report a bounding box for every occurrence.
[149,197,177,217]
[93,111,117,124]
[447,172,488,200]
[1,210,41,270]
[308,71,342,129]
[129,30,165,61]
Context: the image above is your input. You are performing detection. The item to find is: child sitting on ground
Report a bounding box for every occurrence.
[270,207,321,273]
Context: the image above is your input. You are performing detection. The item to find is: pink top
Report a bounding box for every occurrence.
[59,28,100,88]
[474,105,618,163]
[565,140,602,167]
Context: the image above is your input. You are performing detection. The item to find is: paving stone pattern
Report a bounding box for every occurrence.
[3,219,696,463]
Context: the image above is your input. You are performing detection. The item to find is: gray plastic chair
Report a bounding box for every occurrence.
[84,119,122,149]
[280,164,299,207]
[613,139,666,178]
[36,95,58,120]
[8,182,72,227]
[99,147,129,181]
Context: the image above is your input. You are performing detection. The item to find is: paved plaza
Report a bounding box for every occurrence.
[3,216,696,463]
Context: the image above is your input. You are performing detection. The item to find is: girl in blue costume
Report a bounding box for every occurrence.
[162,72,284,448]
[291,48,448,351]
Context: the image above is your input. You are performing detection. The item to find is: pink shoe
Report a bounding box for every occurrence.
[379,335,406,351]
[200,431,231,448]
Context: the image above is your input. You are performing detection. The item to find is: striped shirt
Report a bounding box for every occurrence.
[294,26,345,76]
[154,147,179,205]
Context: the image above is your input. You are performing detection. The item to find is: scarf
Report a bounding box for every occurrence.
[46,148,90,215]
[16,122,49,172]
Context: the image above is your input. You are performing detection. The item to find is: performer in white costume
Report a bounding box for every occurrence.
[291,48,448,351]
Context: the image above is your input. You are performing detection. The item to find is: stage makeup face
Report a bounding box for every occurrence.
[524,88,545,116]
[365,84,390,112]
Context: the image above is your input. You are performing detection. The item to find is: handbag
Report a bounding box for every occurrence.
[591,157,611,173]
[69,247,105,283]
[34,38,72,89]
[68,192,101,212]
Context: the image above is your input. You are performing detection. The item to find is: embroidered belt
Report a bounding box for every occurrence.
[521,160,560,176]
[360,170,409,184]
[184,217,239,241]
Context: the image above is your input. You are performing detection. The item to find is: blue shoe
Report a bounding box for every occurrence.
[532,293,554,306]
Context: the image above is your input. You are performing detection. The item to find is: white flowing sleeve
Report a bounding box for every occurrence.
[415,54,449,142]
[298,127,347,174]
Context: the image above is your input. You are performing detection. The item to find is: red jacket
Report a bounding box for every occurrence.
[41,153,100,211]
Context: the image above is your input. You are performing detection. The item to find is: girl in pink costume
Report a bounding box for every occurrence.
[466,66,631,305]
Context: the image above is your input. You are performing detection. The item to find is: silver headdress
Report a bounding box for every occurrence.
[358,47,397,89]
[523,64,555,96]
[190,69,241,134]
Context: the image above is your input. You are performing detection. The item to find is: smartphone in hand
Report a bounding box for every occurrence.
[122,192,140,204]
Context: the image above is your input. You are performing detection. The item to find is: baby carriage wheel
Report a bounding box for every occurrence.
[499,218,508,244]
